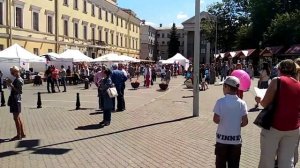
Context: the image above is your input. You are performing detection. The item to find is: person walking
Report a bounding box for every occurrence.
[94,66,104,110]
[144,65,151,88]
[111,64,127,112]
[255,59,300,168]
[213,76,248,168]
[99,69,113,127]
[60,65,67,92]
[220,62,228,82]
[0,70,3,92]
[7,66,26,141]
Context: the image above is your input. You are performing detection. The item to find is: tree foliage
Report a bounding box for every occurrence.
[264,10,300,46]
[168,23,180,58]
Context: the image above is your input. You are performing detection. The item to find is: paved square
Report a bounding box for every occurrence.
[0,77,299,168]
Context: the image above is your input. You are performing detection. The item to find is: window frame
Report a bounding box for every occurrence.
[47,15,53,34]
[73,0,78,10]
[0,2,3,25]
[32,11,39,31]
[63,20,68,36]
[15,7,23,28]
[83,25,88,40]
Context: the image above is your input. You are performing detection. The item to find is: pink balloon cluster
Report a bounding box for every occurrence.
[231,70,251,91]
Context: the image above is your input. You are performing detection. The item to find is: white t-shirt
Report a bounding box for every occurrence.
[213,94,248,144]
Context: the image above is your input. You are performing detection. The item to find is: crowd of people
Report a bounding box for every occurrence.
[0,57,299,168]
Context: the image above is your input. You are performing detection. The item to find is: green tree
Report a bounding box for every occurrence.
[264,10,300,46]
[168,23,180,58]
[235,25,256,49]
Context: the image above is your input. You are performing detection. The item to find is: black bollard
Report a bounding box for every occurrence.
[84,78,89,89]
[1,91,6,107]
[37,92,42,108]
[76,93,80,110]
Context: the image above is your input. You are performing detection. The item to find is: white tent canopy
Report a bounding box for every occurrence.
[119,55,140,63]
[159,59,174,64]
[59,49,93,62]
[161,53,190,70]
[0,44,46,79]
[93,53,124,62]
[0,44,46,63]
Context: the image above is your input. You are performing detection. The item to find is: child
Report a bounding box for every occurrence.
[213,76,248,168]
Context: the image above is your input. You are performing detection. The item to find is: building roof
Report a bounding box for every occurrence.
[182,11,216,25]
[260,46,284,56]
[284,44,300,55]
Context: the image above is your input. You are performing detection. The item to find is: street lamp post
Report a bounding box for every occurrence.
[193,0,200,117]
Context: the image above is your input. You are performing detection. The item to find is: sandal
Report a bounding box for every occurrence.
[10,135,21,141]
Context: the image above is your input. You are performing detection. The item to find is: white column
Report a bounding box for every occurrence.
[184,31,188,57]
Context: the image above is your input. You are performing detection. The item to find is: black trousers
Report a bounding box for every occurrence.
[113,85,125,111]
[215,143,241,168]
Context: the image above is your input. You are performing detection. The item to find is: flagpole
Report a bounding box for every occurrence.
[193,0,200,117]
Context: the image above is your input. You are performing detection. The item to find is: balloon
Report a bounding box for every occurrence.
[231,70,251,91]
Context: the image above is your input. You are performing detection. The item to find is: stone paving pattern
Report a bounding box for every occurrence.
[0,76,299,168]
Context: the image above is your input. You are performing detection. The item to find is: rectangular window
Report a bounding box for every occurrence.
[98,8,102,19]
[47,16,53,34]
[201,48,206,54]
[125,22,127,29]
[83,25,87,40]
[116,35,119,46]
[63,0,68,6]
[133,25,135,32]
[98,29,102,41]
[121,19,123,27]
[0,2,3,25]
[91,27,95,40]
[33,48,39,55]
[83,0,87,13]
[132,39,134,49]
[91,4,95,16]
[74,22,78,38]
[0,45,4,51]
[125,37,127,48]
[162,33,165,38]
[111,33,114,45]
[33,12,39,31]
[111,13,114,23]
[129,38,131,48]
[105,31,108,44]
[105,11,108,22]
[136,40,138,50]
[116,17,118,26]
[16,7,23,28]
[64,20,68,36]
[74,0,78,9]
[48,49,53,53]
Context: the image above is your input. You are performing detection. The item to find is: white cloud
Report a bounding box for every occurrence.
[145,21,157,27]
[176,12,189,20]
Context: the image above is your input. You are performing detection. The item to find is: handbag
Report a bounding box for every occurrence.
[7,95,13,106]
[253,78,281,130]
[107,87,118,98]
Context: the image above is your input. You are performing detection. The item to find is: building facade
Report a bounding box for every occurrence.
[156,26,184,60]
[182,12,216,64]
[140,24,157,60]
[0,0,141,58]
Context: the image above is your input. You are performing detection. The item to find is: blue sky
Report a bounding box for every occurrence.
[118,0,221,28]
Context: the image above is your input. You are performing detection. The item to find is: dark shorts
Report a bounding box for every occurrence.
[259,81,269,89]
[10,102,21,113]
[215,142,241,168]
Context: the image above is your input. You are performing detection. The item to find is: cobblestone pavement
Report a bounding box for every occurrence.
[0,76,299,168]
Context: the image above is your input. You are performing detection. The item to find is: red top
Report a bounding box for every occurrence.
[272,76,300,131]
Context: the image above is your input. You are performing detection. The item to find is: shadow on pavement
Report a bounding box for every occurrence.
[248,107,261,112]
[0,139,71,158]
[0,116,194,158]
[68,108,95,111]
[75,124,101,130]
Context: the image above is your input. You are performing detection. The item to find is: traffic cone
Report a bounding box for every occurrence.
[76,93,80,110]
[1,91,6,107]
[37,92,42,108]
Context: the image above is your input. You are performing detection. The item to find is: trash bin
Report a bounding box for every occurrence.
[84,78,89,89]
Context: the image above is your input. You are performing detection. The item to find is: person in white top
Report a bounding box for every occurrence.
[213,76,248,168]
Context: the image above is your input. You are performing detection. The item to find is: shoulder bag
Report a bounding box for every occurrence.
[253,78,280,130]
[107,87,118,98]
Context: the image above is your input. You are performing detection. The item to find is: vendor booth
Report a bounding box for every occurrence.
[0,44,46,79]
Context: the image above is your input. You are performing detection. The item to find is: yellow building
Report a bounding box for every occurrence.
[0,0,141,58]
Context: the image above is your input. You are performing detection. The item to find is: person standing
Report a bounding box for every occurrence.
[213,76,248,168]
[255,59,300,168]
[151,65,156,83]
[7,66,26,141]
[255,63,271,108]
[99,69,113,127]
[51,66,60,92]
[0,70,3,92]
[94,66,104,110]
[220,62,228,82]
[45,66,53,93]
[111,64,127,112]
[144,65,151,88]
[60,65,67,92]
